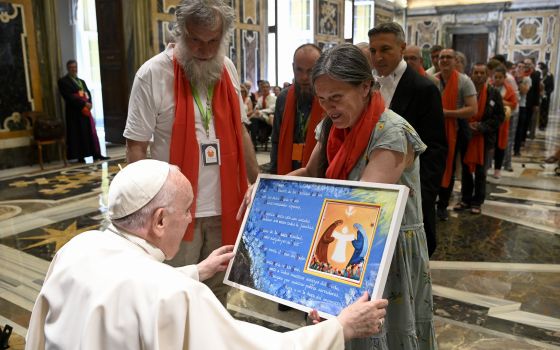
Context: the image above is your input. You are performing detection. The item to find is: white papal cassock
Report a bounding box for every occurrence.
[26,225,345,349]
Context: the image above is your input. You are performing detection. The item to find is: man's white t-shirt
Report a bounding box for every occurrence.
[124,44,247,217]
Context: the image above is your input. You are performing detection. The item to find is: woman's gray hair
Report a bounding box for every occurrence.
[173,0,235,42]
[312,43,373,87]
[112,166,181,232]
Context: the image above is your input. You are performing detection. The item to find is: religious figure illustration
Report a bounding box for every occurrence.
[305,199,381,286]
[314,219,343,263]
[347,223,368,267]
[331,226,355,263]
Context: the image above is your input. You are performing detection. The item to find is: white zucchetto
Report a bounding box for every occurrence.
[108,159,170,219]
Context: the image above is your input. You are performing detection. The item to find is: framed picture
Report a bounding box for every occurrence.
[224,174,408,319]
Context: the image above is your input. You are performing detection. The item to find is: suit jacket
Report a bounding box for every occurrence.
[389,65,447,197]
[477,84,505,149]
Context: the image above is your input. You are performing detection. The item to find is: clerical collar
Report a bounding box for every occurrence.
[107,224,166,262]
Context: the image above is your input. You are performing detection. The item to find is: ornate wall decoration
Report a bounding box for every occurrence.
[406,17,441,49]
[151,0,177,53]
[498,16,512,54]
[415,21,440,48]
[1,112,31,132]
[0,0,42,142]
[241,29,259,87]
[512,49,540,64]
[235,0,264,84]
[499,9,559,74]
[149,0,265,84]
[317,0,338,36]
[515,17,544,45]
[315,0,344,48]
[375,11,393,25]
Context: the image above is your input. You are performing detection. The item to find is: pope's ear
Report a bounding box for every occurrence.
[151,207,166,238]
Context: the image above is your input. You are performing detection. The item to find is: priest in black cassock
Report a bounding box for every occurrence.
[58,59,109,163]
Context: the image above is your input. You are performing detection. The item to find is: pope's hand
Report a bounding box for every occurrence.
[197,245,235,281]
[336,292,388,341]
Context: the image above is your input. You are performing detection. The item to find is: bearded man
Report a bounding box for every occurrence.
[124,0,258,305]
[270,44,323,174]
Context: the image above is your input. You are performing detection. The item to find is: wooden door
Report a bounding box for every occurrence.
[452,33,488,75]
[95,0,128,144]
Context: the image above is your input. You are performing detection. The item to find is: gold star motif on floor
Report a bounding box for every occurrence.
[21,221,98,252]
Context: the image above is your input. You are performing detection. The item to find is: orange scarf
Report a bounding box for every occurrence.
[463,84,487,173]
[171,58,248,245]
[497,82,517,149]
[418,65,426,76]
[325,92,385,180]
[440,69,459,187]
[277,85,324,174]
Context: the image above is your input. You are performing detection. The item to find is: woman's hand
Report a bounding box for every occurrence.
[236,184,256,220]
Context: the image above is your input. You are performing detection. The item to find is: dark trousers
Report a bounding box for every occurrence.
[494,145,505,170]
[539,96,550,129]
[249,118,272,150]
[438,136,467,209]
[422,192,437,257]
[514,106,528,154]
[461,161,487,206]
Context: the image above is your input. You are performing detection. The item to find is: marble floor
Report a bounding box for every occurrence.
[1,114,559,349]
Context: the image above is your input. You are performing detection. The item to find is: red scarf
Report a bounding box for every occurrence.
[277,85,324,174]
[325,92,385,180]
[418,65,426,76]
[497,82,518,149]
[463,84,487,173]
[171,58,248,245]
[440,70,459,187]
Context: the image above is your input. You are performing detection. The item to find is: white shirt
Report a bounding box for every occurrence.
[125,44,247,217]
[26,227,345,349]
[378,60,407,107]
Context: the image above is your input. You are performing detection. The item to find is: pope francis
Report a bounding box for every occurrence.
[26,159,387,349]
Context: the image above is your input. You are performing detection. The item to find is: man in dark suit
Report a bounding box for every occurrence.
[369,22,447,256]
[58,59,109,163]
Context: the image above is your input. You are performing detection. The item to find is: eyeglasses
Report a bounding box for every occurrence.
[404,56,419,61]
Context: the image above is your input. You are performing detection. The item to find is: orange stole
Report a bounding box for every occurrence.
[325,92,385,180]
[440,70,460,187]
[170,58,248,245]
[497,82,518,150]
[463,84,487,173]
[277,85,324,174]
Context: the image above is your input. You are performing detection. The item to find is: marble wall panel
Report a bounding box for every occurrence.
[0,1,42,141]
[499,9,559,73]
[407,13,499,58]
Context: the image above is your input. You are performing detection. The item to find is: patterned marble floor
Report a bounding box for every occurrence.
[0,114,559,349]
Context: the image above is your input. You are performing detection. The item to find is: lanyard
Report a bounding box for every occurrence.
[296,104,311,141]
[191,84,214,137]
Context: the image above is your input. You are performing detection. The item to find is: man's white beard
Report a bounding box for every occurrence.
[175,39,226,88]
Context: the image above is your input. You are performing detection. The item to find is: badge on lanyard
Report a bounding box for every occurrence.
[201,139,221,166]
